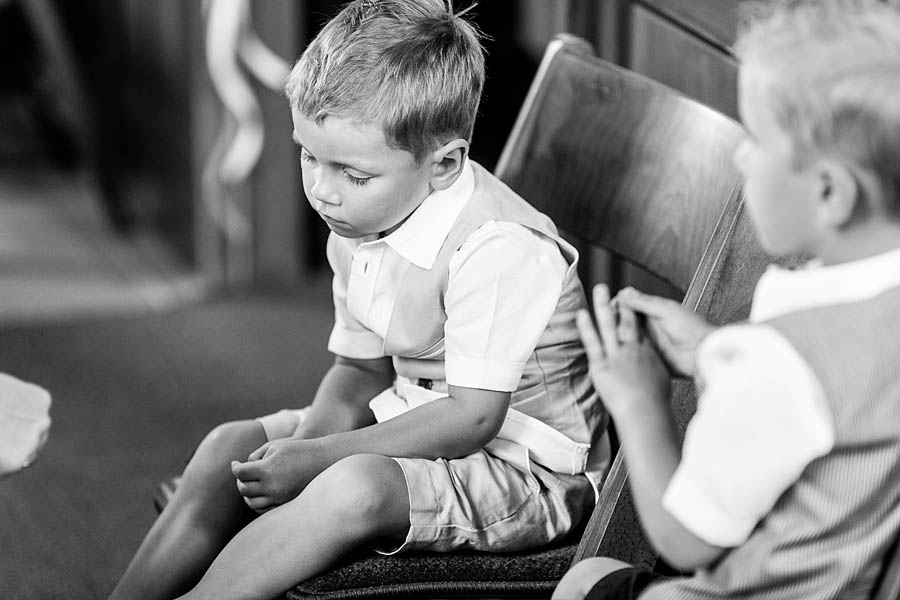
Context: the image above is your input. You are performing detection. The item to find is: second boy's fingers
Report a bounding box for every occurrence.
[592,284,619,354]
[618,306,639,343]
[576,309,605,362]
[617,287,679,318]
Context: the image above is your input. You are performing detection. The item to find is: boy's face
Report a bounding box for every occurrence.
[734,67,823,257]
[292,109,434,239]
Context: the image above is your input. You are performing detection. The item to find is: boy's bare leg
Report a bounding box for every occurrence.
[178,453,411,600]
[552,557,632,600]
[109,420,267,600]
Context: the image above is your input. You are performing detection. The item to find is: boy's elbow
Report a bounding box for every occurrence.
[473,408,506,445]
[455,400,508,454]
[444,387,510,456]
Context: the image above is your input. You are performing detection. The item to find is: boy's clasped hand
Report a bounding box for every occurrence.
[231,438,326,512]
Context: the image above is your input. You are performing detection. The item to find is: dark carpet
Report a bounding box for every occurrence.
[0,281,334,599]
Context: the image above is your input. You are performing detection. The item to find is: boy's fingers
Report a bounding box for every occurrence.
[235,478,262,497]
[231,459,260,481]
[618,306,638,343]
[576,309,605,362]
[247,442,271,462]
[617,287,678,317]
[243,495,272,512]
[592,284,619,354]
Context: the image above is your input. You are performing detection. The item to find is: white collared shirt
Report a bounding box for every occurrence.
[326,160,568,392]
[663,246,900,548]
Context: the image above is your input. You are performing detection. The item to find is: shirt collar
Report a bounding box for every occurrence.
[379,159,475,269]
[750,245,900,322]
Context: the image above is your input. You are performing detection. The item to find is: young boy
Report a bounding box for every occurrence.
[554,1,900,599]
[109,1,609,599]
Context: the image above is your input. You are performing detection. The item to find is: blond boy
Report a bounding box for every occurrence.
[110,2,609,599]
[555,1,900,598]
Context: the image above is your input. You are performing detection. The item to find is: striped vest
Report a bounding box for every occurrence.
[647,286,900,599]
[330,162,609,479]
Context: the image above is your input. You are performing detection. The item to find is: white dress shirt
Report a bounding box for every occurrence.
[663,246,900,548]
[326,160,568,392]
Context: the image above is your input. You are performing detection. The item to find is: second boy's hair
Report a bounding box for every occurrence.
[735,0,900,214]
[285,0,485,164]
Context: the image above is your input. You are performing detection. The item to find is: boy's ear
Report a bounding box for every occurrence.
[816,159,859,228]
[429,139,469,191]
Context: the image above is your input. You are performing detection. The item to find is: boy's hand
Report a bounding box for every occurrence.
[615,287,715,377]
[230,438,328,512]
[0,375,51,478]
[576,284,670,417]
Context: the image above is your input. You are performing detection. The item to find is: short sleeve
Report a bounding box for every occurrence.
[444,222,567,391]
[325,234,385,359]
[662,324,834,548]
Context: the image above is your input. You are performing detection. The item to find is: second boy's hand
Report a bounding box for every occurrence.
[575,284,670,418]
[576,283,724,570]
[615,287,716,378]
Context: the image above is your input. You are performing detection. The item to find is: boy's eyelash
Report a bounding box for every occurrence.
[344,171,370,186]
[299,148,369,186]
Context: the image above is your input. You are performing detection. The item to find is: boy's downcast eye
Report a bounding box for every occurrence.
[343,171,371,186]
[299,147,370,186]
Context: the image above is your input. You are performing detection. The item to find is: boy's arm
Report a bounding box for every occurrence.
[319,384,509,459]
[577,284,726,571]
[300,231,394,439]
[611,399,726,571]
[232,382,508,511]
[291,355,394,439]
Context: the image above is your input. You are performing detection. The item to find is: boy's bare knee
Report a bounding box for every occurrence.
[553,557,632,600]
[205,420,265,450]
[192,420,266,464]
[311,454,409,537]
[179,420,266,495]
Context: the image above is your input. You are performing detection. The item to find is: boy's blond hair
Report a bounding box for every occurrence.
[285,0,484,165]
[735,0,900,214]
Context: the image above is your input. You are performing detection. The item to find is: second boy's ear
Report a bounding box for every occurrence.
[816,159,859,228]
[429,139,469,191]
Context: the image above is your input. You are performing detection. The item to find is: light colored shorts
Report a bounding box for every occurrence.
[256,407,311,440]
[386,448,594,554]
[257,407,594,554]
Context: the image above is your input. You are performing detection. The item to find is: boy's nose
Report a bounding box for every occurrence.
[310,176,340,206]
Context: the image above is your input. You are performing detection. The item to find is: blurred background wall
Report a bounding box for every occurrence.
[0,0,741,299]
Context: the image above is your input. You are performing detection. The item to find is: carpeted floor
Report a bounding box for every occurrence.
[0,283,334,599]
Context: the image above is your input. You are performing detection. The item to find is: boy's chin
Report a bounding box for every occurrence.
[327,224,360,238]
[320,216,360,238]
[754,236,812,264]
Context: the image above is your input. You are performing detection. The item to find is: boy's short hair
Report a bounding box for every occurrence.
[285,0,485,165]
[735,0,900,214]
